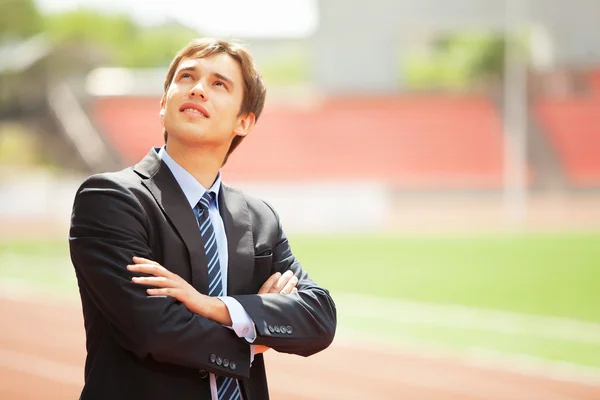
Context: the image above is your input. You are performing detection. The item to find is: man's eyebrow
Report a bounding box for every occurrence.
[213,72,234,88]
[177,65,197,74]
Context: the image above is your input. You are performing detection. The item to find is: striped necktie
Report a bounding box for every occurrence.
[195,191,242,400]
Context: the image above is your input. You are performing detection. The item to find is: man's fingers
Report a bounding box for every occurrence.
[127,263,171,277]
[273,270,294,293]
[279,275,298,294]
[258,272,281,294]
[258,270,298,295]
[132,256,160,265]
[147,287,178,297]
[131,276,171,287]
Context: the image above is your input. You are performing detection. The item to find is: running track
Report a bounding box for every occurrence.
[1,297,599,399]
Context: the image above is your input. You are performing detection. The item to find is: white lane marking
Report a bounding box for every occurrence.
[3,281,598,345]
[0,348,82,386]
[0,279,79,307]
[336,292,600,344]
[2,281,600,387]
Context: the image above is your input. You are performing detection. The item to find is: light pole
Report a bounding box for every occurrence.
[503,0,528,225]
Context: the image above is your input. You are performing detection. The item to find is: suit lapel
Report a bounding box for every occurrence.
[134,149,209,294]
[219,185,254,296]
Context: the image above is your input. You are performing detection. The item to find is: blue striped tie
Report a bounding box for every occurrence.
[195,192,242,400]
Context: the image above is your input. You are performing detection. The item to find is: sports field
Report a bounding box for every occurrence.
[1,230,599,371]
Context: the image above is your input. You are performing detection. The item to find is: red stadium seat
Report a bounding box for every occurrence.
[91,97,164,165]
[90,95,507,189]
[587,69,600,95]
[534,96,600,187]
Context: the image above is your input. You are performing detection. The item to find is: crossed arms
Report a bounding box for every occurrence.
[128,256,299,355]
[69,175,337,379]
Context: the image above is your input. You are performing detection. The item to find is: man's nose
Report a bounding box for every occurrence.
[190,82,206,99]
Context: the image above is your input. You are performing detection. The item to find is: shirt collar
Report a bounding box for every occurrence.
[157,146,222,210]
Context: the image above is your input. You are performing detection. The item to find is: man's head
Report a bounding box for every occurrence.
[160,38,266,164]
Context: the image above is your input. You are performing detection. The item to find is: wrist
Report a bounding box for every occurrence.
[188,292,210,317]
[207,297,232,326]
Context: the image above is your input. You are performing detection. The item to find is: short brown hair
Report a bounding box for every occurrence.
[162,38,267,163]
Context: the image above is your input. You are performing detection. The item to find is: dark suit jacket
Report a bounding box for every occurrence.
[69,149,337,400]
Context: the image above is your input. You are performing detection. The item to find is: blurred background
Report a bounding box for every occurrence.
[1,0,599,399]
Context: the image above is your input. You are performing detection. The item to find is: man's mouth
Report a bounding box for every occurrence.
[179,103,209,118]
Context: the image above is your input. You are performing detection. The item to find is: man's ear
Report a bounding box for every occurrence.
[234,112,256,137]
[159,97,166,126]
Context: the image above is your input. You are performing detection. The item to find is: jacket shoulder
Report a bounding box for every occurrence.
[222,184,280,228]
[77,167,140,191]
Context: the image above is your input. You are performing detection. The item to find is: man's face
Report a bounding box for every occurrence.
[161,53,253,149]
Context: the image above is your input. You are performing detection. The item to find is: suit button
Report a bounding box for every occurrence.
[198,369,209,379]
[286,325,293,334]
[229,361,237,371]
[209,353,217,363]
[268,325,275,333]
[223,359,230,368]
[274,325,281,333]
[216,356,223,366]
[280,325,286,333]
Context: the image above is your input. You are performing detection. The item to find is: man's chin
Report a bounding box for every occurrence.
[169,131,227,148]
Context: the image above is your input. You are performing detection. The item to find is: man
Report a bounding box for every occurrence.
[69,38,337,400]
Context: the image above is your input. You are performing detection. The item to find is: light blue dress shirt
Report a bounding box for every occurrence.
[157,147,256,341]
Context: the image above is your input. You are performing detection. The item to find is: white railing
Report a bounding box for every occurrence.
[46,82,113,172]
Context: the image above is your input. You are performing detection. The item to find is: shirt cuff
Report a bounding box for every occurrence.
[218,296,257,342]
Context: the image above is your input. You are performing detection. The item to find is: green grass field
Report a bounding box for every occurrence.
[1,231,599,367]
[292,232,600,322]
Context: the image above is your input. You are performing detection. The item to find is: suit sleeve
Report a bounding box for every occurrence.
[232,202,337,356]
[69,174,251,379]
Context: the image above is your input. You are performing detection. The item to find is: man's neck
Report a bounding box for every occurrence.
[165,141,224,189]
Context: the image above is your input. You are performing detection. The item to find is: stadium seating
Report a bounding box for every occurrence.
[534,95,600,187]
[587,69,600,94]
[533,69,600,187]
[91,97,164,165]
[90,95,505,190]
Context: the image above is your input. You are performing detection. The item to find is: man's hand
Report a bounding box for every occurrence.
[258,270,298,295]
[253,271,299,355]
[128,257,299,343]
[127,257,230,324]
